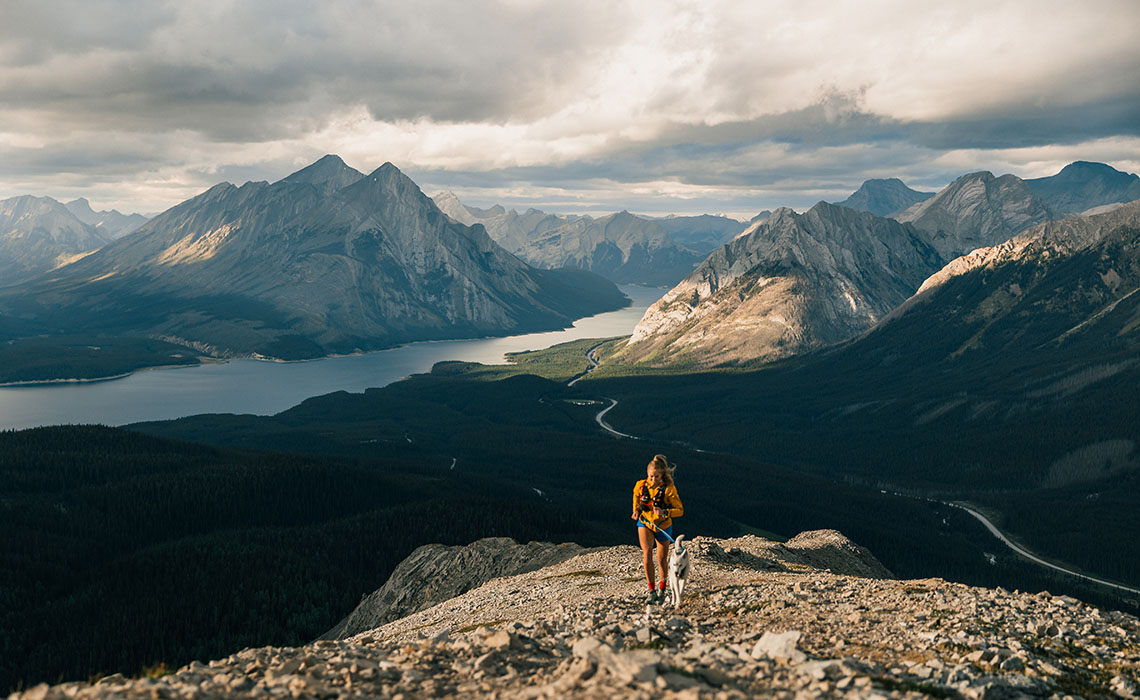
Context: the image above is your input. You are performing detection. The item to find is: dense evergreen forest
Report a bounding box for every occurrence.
[0,425,615,692]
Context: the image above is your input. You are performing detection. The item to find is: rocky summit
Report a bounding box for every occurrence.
[13,530,1138,700]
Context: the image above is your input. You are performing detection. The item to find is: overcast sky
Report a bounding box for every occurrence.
[2,0,1138,219]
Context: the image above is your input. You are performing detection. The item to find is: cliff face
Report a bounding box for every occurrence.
[618,202,943,366]
[895,171,1053,259]
[20,530,1139,699]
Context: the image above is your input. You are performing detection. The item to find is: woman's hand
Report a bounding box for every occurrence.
[631,512,639,520]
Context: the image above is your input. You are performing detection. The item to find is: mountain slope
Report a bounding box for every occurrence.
[616,202,944,366]
[64,198,149,240]
[1026,160,1140,214]
[0,158,626,360]
[879,199,1140,363]
[0,195,108,286]
[833,177,933,217]
[895,171,1053,259]
[15,533,1139,700]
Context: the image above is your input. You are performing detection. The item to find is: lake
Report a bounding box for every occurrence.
[0,285,664,430]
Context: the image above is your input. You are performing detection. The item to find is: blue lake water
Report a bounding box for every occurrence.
[0,285,664,430]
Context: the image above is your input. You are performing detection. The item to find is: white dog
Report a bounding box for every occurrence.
[667,535,690,609]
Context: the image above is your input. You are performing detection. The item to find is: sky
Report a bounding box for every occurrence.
[1,0,1139,220]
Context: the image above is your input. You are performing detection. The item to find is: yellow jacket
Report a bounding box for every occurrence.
[632,479,683,531]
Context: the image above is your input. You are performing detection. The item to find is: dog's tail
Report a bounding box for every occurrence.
[675,534,685,551]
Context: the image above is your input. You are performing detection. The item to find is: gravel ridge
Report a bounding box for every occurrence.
[11,530,1139,700]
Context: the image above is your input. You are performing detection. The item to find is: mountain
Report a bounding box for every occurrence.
[616,202,944,366]
[1025,160,1140,214]
[0,157,627,361]
[833,177,934,217]
[879,200,1140,363]
[431,193,703,286]
[894,171,1053,259]
[18,532,1139,699]
[651,214,748,255]
[278,153,366,195]
[64,197,149,240]
[0,195,108,286]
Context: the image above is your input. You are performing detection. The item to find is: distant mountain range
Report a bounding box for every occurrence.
[624,160,1140,367]
[0,195,111,286]
[0,156,626,368]
[433,193,747,286]
[65,198,149,240]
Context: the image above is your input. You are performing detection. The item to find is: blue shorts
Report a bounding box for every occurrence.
[637,521,673,544]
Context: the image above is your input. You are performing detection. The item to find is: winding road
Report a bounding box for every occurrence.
[571,343,1140,597]
[947,501,1140,595]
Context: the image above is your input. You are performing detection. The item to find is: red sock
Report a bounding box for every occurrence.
[648,582,656,591]
[658,581,666,590]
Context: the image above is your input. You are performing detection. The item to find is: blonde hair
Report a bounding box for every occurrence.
[648,454,675,487]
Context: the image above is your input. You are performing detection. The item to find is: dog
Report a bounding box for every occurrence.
[667,534,690,609]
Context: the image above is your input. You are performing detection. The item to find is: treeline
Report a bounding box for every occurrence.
[0,426,618,692]
[0,335,198,384]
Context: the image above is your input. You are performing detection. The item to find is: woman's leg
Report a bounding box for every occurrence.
[639,527,658,588]
[656,539,670,585]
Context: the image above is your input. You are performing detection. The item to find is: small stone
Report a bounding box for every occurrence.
[750,630,806,663]
[635,626,652,644]
[485,629,514,650]
[572,636,604,658]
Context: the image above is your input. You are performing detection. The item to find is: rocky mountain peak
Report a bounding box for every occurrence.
[20,531,1138,699]
[1026,160,1140,214]
[279,154,365,193]
[619,203,943,365]
[833,177,934,217]
[895,170,1052,259]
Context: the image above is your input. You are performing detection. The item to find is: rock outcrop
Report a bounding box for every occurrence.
[17,530,1139,699]
[323,538,595,640]
[617,202,944,366]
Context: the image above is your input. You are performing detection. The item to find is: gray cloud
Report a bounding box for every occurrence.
[1,0,1139,217]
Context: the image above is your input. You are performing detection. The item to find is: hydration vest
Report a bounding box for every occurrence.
[638,480,668,512]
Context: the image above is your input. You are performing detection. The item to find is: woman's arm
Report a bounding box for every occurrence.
[666,485,684,519]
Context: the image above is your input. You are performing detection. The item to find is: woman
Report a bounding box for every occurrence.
[631,454,684,604]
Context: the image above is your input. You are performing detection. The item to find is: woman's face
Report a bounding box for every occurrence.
[646,464,664,485]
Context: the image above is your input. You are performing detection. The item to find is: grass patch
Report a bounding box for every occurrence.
[454,619,507,634]
[139,663,171,680]
[546,569,604,579]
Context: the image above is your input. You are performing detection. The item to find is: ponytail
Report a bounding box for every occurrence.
[650,454,675,488]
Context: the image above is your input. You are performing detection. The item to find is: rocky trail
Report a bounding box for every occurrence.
[11,531,1139,700]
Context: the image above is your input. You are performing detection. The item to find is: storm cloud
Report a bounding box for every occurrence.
[1,0,1138,217]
